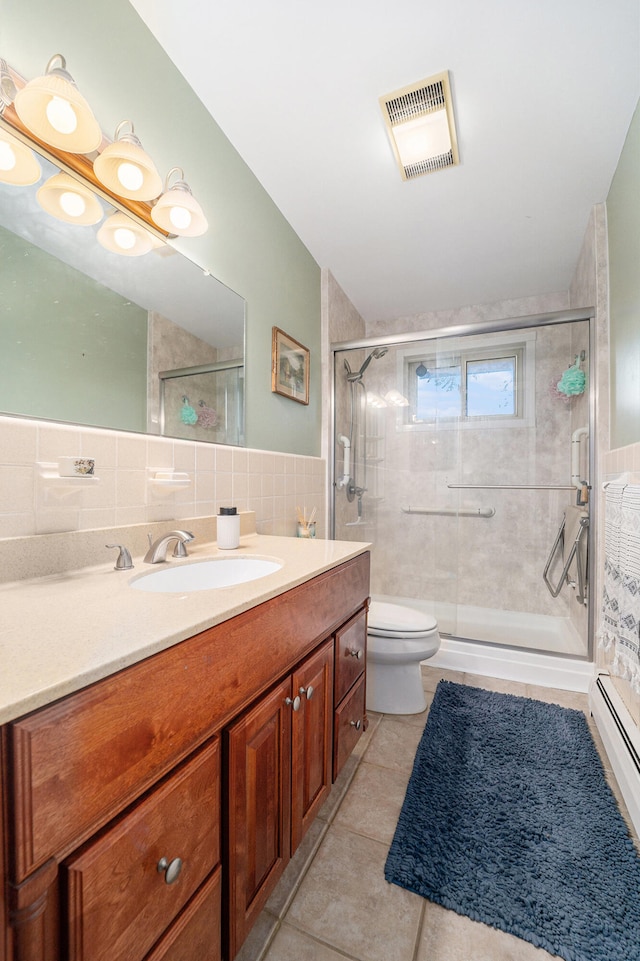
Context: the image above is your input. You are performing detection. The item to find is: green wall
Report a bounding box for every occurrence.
[5,0,322,455]
[608,98,640,449]
[0,227,148,431]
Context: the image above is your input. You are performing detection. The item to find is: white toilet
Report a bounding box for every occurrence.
[366,599,440,714]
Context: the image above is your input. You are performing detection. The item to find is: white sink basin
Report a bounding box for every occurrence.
[130,556,283,593]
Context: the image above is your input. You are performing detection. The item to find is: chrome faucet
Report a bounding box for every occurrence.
[144,530,195,564]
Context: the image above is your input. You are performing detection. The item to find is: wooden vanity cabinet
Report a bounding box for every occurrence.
[1,552,370,961]
[225,639,334,958]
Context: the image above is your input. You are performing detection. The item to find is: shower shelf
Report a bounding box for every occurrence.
[447,484,576,491]
[401,506,495,518]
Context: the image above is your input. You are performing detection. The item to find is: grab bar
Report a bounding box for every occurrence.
[401,506,495,518]
[448,484,577,491]
[542,513,589,603]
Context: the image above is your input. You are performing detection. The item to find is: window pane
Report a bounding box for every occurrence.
[466,357,515,416]
[415,364,461,420]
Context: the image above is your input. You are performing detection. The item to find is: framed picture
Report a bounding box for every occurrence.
[271,327,310,405]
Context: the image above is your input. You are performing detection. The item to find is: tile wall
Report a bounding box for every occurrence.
[0,414,326,545]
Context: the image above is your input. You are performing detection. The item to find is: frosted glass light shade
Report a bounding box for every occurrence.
[0,129,41,185]
[37,171,103,225]
[97,212,153,256]
[14,66,102,153]
[151,169,207,237]
[94,125,162,201]
[392,109,451,168]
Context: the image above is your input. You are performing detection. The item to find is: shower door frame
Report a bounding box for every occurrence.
[329,307,596,661]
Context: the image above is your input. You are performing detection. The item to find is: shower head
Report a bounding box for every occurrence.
[346,346,389,381]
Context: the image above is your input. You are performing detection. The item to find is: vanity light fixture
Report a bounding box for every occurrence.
[97,211,154,257]
[380,71,459,181]
[14,54,102,154]
[37,171,103,225]
[0,126,41,185]
[151,166,208,237]
[93,120,162,201]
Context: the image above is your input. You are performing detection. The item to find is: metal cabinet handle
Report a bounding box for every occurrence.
[350,719,362,730]
[348,649,363,659]
[299,685,314,700]
[285,695,301,712]
[157,856,183,884]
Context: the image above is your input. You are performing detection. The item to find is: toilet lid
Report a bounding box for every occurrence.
[368,601,437,637]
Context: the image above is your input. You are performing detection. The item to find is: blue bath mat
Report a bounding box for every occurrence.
[385,681,640,961]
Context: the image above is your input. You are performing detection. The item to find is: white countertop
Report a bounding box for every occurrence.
[0,534,370,725]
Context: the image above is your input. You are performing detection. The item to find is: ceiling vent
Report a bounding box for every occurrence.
[380,71,459,181]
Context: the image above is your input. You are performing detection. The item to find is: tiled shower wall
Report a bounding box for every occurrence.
[0,414,326,544]
[334,321,587,620]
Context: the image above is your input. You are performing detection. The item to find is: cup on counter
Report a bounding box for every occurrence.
[58,456,95,477]
[296,521,316,538]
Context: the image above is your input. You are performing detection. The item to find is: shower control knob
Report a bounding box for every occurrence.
[299,685,314,700]
[348,649,363,659]
[350,719,362,730]
[285,695,301,712]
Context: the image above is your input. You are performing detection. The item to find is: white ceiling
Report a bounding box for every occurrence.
[130,0,639,325]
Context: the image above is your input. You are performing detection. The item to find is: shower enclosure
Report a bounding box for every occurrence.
[159,359,244,446]
[332,315,593,659]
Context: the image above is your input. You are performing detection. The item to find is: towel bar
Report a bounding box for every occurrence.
[401,506,495,518]
[542,513,589,603]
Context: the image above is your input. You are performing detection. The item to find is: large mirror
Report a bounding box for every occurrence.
[0,136,246,446]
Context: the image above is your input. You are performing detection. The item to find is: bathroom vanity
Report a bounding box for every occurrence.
[0,539,370,961]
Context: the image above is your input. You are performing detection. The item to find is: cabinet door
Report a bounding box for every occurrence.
[225,678,292,960]
[291,639,333,852]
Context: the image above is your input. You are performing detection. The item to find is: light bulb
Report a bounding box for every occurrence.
[169,205,192,230]
[114,227,136,250]
[117,161,144,192]
[45,95,78,135]
[59,190,86,218]
[0,141,16,172]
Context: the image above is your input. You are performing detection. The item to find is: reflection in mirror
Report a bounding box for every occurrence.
[0,143,245,445]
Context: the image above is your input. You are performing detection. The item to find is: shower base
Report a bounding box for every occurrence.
[374,593,585,656]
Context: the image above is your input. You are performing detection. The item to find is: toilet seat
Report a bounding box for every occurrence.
[368,600,437,638]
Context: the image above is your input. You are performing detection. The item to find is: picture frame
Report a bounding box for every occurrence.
[271,327,310,405]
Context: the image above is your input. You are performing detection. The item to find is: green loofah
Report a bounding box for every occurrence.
[557,364,586,396]
[180,396,198,425]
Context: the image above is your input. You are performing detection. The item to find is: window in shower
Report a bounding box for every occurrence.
[400,330,535,430]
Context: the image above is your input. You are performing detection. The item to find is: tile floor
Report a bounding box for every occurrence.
[235,666,639,961]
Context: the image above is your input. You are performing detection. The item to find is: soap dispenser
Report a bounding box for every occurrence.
[217,507,240,549]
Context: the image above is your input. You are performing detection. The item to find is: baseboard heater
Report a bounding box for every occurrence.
[589,673,640,837]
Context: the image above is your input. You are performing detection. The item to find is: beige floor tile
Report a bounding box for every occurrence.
[361,716,424,774]
[421,665,464,691]
[416,902,557,961]
[285,823,423,961]
[463,673,529,696]
[333,760,410,845]
[266,817,327,918]
[263,922,360,961]
[524,683,589,712]
[234,909,279,961]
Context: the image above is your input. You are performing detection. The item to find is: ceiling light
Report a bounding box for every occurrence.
[37,171,103,225]
[97,211,153,256]
[93,120,162,201]
[14,54,102,154]
[0,128,41,185]
[380,71,459,181]
[151,166,208,237]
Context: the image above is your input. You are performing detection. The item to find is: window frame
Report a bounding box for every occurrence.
[397,330,536,431]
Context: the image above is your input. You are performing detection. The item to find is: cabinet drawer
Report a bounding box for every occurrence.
[64,739,219,961]
[144,867,221,961]
[333,676,366,781]
[334,608,367,704]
